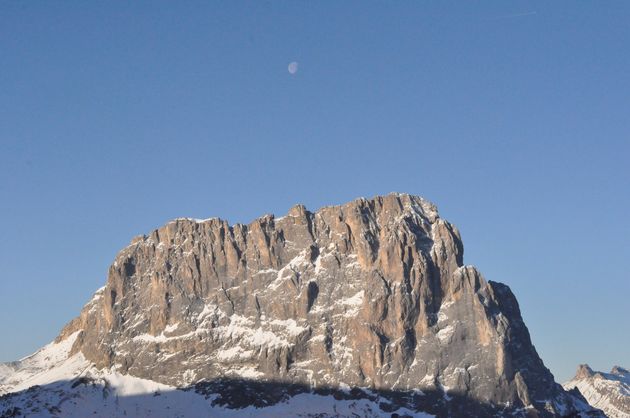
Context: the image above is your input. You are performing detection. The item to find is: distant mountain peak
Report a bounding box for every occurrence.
[565,364,630,418]
[575,364,595,379]
[611,366,629,378]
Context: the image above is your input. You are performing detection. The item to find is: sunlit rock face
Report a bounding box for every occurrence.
[32,193,595,416]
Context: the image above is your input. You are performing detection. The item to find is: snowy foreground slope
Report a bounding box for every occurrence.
[564,365,630,418]
[0,333,427,417]
[0,194,607,417]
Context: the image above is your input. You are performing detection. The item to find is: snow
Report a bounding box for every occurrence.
[0,332,88,394]
[172,217,219,224]
[98,369,172,397]
[248,328,291,349]
[0,363,14,377]
[253,268,278,276]
[1,332,438,417]
[1,330,435,417]
[314,249,335,274]
[437,310,448,323]
[332,336,354,365]
[338,382,352,393]
[89,286,106,302]
[436,299,454,324]
[164,323,180,333]
[341,290,364,306]
[1,372,436,418]
[132,330,199,343]
[269,318,309,336]
[195,301,223,325]
[420,374,436,387]
[268,250,312,290]
[212,314,308,355]
[437,381,453,401]
[564,372,630,418]
[436,324,456,343]
[216,346,254,362]
[336,290,364,316]
[230,366,264,379]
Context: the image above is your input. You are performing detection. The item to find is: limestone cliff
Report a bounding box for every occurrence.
[50,194,591,416]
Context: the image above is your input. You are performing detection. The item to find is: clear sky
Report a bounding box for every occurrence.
[0,2,628,383]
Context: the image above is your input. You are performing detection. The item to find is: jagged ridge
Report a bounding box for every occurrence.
[2,194,602,417]
[564,364,630,418]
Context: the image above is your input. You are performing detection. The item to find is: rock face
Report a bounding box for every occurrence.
[564,365,630,418]
[1,194,603,417]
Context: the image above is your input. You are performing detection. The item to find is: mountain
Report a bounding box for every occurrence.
[564,365,630,418]
[0,194,602,417]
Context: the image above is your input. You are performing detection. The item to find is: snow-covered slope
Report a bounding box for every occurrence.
[1,377,429,418]
[0,332,87,396]
[0,332,430,417]
[0,340,431,418]
[564,365,630,418]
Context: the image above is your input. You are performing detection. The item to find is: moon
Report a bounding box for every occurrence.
[288,61,299,75]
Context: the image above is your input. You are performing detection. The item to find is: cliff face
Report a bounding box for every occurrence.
[50,193,588,416]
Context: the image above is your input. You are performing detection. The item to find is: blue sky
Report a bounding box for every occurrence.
[0,2,628,383]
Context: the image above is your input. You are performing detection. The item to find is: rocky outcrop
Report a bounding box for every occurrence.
[3,194,602,417]
[564,364,630,418]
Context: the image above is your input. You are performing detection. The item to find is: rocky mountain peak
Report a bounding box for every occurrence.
[611,366,629,378]
[575,364,595,379]
[564,364,629,418]
[2,194,604,417]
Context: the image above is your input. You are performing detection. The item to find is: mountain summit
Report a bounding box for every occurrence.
[564,364,630,418]
[0,194,602,417]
